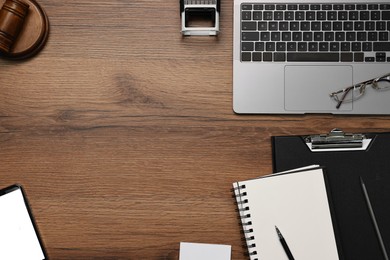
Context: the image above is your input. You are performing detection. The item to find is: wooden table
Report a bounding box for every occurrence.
[1,0,390,259]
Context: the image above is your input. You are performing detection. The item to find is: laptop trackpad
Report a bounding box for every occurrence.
[284,65,353,111]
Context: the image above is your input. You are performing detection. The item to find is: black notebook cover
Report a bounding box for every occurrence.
[272,132,390,260]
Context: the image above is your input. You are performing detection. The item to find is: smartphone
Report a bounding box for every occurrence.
[0,184,48,260]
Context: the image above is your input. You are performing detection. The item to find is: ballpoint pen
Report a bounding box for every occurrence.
[360,177,389,260]
[275,226,295,260]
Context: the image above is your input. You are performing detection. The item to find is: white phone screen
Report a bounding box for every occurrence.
[0,187,46,260]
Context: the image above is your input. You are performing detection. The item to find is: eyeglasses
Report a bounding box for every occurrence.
[329,73,390,109]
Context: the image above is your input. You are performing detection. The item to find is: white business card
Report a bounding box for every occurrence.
[179,242,231,260]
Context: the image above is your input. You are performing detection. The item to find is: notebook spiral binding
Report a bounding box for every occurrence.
[233,184,258,260]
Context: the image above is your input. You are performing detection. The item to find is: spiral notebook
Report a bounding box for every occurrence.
[232,166,342,260]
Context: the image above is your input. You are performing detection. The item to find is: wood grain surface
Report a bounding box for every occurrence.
[1,0,390,259]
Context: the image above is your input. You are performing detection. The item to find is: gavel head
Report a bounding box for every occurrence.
[0,0,29,54]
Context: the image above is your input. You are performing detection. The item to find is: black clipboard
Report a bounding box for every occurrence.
[272,129,390,260]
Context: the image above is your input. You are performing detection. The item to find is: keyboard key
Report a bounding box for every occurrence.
[314,32,324,41]
[253,11,262,20]
[319,42,329,51]
[349,11,358,20]
[379,32,389,41]
[253,52,262,61]
[279,22,288,30]
[293,32,302,41]
[352,42,361,51]
[345,4,356,10]
[274,11,284,20]
[287,42,297,51]
[242,42,254,51]
[368,4,379,10]
[271,32,281,41]
[276,4,287,10]
[356,4,366,10]
[241,52,252,61]
[266,42,275,51]
[306,11,315,20]
[325,32,334,41]
[354,53,364,62]
[311,22,321,31]
[360,11,370,20]
[282,32,291,41]
[363,42,372,51]
[287,52,339,61]
[298,42,308,51]
[296,11,305,20]
[374,42,390,51]
[276,42,286,51]
[299,4,309,10]
[258,22,267,31]
[338,11,348,20]
[380,4,390,10]
[333,4,344,10]
[308,42,318,51]
[242,22,257,30]
[265,4,275,10]
[261,32,270,41]
[327,11,337,20]
[285,11,294,20]
[322,22,332,31]
[242,11,252,20]
[354,22,364,30]
[335,32,345,41]
[330,42,340,51]
[303,32,313,41]
[263,11,273,20]
[242,32,259,41]
[269,22,278,30]
[255,42,264,51]
[383,11,390,20]
[288,4,298,10]
[357,32,367,41]
[377,21,386,30]
[368,32,378,41]
[343,22,353,30]
[371,11,380,20]
[322,4,332,10]
[310,4,321,10]
[274,52,286,61]
[242,4,252,10]
[317,11,326,20]
[333,22,343,30]
[341,42,350,51]
[346,32,356,41]
[301,22,310,31]
[341,53,353,62]
[263,52,273,61]
[376,52,386,62]
[253,4,263,10]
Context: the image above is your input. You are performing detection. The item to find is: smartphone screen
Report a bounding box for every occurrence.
[0,185,47,260]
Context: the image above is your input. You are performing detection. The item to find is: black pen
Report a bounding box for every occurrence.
[275,226,295,260]
[360,177,389,260]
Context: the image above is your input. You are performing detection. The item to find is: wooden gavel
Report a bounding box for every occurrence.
[0,0,29,54]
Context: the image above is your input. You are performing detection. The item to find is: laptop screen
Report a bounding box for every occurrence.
[0,186,46,260]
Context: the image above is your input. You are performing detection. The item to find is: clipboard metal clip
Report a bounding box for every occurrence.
[305,129,365,150]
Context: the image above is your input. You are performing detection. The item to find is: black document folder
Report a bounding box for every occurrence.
[272,130,390,260]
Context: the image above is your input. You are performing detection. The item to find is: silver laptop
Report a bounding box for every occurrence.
[233,0,390,114]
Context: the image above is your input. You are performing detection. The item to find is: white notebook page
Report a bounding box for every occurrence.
[234,167,340,260]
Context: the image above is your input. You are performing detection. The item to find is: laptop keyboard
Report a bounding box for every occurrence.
[241,3,390,62]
